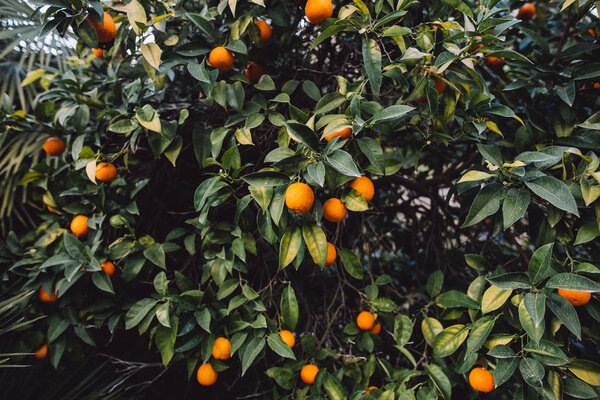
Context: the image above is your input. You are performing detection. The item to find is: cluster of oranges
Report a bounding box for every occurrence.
[86,12,117,59]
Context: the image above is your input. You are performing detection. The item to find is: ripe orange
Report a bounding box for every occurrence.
[87,12,116,43]
[47,205,55,213]
[42,137,65,156]
[300,364,319,384]
[472,36,483,50]
[279,330,296,348]
[101,261,116,276]
[469,367,495,393]
[212,337,231,360]
[244,62,264,83]
[324,126,352,141]
[557,289,591,306]
[594,82,600,89]
[485,56,504,69]
[517,3,535,21]
[70,215,91,237]
[34,343,48,359]
[323,198,347,222]
[589,29,596,37]
[415,70,446,103]
[365,386,378,394]
[305,0,333,24]
[208,46,234,72]
[370,322,381,334]
[95,162,117,182]
[255,21,272,43]
[285,182,314,213]
[356,311,376,330]
[197,363,218,386]
[350,176,374,202]
[313,242,337,266]
[39,287,58,303]
[92,48,104,59]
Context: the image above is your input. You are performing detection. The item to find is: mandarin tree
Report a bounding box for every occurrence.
[2,0,600,399]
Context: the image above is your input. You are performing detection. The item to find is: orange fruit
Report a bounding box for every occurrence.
[197,363,218,386]
[300,364,319,384]
[313,242,337,266]
[47,205,55,213]
[594,82,600,89]
[101,261,116,276]
[472,36,483,50]
[485,56,504,69]
[92,48,104,59]
[87,12,117,43]
[589,29,596,37]
[244,62,264,83]
[279,330,296,348]
[370,322,381,334]
[365,386,378,394]
[34,343,48,359]
[70,215,91,237]
[324,126,352,141]
[469,367,495,393]
[323,198,347,222]
[305,0,333,24]
[208,46,234,72]
[285,182,315,213]
[557,289,591,306]
[212,337,231,360]
[42,137,66,156]
[255,21,272,43]
[517,3,535,21]
[415,69,446,103]
[356,311,376,330]
[350,176,374,202]
[39,287,58,303]
[95,162,117,182]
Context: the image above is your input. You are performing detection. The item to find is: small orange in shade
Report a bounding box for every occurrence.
[485,56,504,69]
[324,126,352,141]
[517,3,536,21]
[469,367,495,393]
[300,364,319,384]
[472,36,483,50]
[278,330,296,348]
[313,242,337,266]
[212,337,231,360]
[255,20,272,43]
[304,0,333,24]
[370,322,382,334]
[196,363,218,386]
[356,311,376,330]
[365,386,378,394]
[557,289,591,306]
[589,29,596,37]
[323,198,347,222]
[92,48,104,59]
[594,82,600,89]
[70,215,91,237]
[86,12,117,43]
[39,287,58,303]
[42,137,66,156]
[95,162,117,182]
[414,72,446,103]
[101,261,116,276]
[34,343,48,359]
[285,182,315,213]
[350,176,374,202]
[244,62,264,83]
[208,46,234,72]
[47,205,55,213]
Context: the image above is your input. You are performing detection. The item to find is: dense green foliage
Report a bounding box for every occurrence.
[2,0,600,398]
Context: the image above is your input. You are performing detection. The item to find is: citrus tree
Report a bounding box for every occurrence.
[2,0,600,398]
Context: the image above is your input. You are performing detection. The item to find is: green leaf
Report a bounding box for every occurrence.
[545,273,600,292]
[393,314,413,347]
[356,137,385,173]
[433,324,470,358]
[487,272,532,290]
[575,222,600,245]
[525,176,579,217]
[370,104,415,125]
[63,232,87,261]
[436,290,480,309]
[488,345,516,358]
[302,80,321,101]
[280,285,299,331]
[312,24,348,49]
[92,271,115,294]
[523,293,546,327]
[126,298,158,329]
[186,13,218,42]
[422,316,443,346]
[241,337,265,376]
[546,293,581,339]
[563,378,598,399]
[326,150,362,177]
[524,340,569,366]
[519,357,545,388]
[502,188,530,230]
[267,333,296,360]
[362,37,382,97]
[519,299,544,344]
[425,364,452,399]
[194,308,211,333]
[315,92,346,115]
[155,302,170,328]
[494,357,519,387]
[337,248,363,279]
[486,50,533,64]
[528,243,554,285]
[441,0,473,19]
[265,367,294,390]
[323,373,347,400]
[301,222,328,266]
[143,243,166,269]
[48,317,69,342]
[462,183,504,227]
[283,122,320,151]
[481,285,512,314]
[279,226,302,270]
[155,318,178,366]
[426,270,444,298]
[465,316,496,356]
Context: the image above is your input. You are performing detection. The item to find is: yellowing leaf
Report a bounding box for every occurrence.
[112,0,147,35]
[484,334,516,349]
[567,360,600,386]
[502,161,526,168]
[561,0,577,10]
[481,286,512,314]
[86,160,97,184]
[235,128,253,145]
[21,69,46,87]
[486,121,503,137]
[164,34,179,46]
[458,170,493,183]
[141,43,162,70]
[136,112,161,132]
